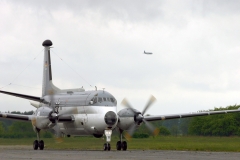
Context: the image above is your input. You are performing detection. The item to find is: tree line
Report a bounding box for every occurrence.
[132,105,240,138]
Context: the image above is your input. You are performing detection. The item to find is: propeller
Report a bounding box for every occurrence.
[49,107,77,143]
[45,93,75,143]
[53,125,63,143]
[121,95,160,140]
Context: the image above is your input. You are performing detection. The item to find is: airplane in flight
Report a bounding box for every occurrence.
[144,50,152,54]
[1,40,240,151]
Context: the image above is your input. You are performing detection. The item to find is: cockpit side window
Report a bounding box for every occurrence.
[98,97,103,102]
[93,97,97,103]
[110,98,115,103]
[103,97,106,101]
[89,97,97,105]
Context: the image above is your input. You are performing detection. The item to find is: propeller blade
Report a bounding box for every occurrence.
[53,125,63,143]
[142,95,156,116]
[121,98,133,109]
[52,108,78,143]
[143,119,159,136]
[124,123,137,141]
[121,98,139,114]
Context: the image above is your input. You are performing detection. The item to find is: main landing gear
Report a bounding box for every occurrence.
[33,140,44,150]
[33,129,44,150]
[116,141,127,151]
[116,129,127,151]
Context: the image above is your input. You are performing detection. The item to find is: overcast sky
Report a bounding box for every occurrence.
[1,0,240,115]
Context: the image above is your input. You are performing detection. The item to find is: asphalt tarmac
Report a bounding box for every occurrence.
[0,146,240,160]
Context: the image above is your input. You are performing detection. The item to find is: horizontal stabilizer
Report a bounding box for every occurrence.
[0,90,42,102]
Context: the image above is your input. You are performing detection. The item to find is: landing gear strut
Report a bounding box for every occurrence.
[104,129,112,151]
[33,129,45,150]
[116,129,127,151]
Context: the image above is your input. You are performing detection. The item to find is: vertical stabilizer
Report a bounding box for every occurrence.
[42,40,60,96]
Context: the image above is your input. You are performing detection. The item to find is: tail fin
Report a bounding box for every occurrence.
[42,40,60,96]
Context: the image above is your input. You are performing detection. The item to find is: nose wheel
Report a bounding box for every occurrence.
[104,143,111,151]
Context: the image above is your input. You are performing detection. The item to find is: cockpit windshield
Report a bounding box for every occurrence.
[89,96,116,105]
[98,97,103,102]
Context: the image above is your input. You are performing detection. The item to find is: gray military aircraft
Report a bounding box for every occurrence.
[144,50,152,54]
[1,40,240,151]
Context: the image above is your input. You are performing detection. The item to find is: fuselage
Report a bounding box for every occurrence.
[34,90,118,136]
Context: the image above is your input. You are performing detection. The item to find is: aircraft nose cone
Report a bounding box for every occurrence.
[42,40,53,47]
[104,111,117,126]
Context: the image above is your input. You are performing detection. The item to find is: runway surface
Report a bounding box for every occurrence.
[0,146,240,160]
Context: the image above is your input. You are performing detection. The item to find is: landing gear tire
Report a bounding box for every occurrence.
[116,141,122,150]
[39,140,44,150]
[104,143,107,151]
[104,143,111,151]
[122,141,127,151]
[33,140,38,150]
[107,143,111,151]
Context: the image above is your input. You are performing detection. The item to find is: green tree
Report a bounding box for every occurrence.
[159,126,171,136]
[188,105,240,136]
[0,122,5,137]
[170,125,178,136]
[8,122,35,138]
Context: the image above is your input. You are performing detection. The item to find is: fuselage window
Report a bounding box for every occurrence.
[98,97,103,102]
[103,97,106,101]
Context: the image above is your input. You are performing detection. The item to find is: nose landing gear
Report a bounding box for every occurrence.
[104,129,112,151]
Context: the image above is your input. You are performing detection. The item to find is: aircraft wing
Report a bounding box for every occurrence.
[0,90,42,102]
[144,109,240,121]
[0,113,33,121]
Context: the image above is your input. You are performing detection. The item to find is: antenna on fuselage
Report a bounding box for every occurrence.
[95,86,97,91]
[102,88,105,93]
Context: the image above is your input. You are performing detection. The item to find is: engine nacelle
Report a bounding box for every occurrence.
[32,107,53,130]
[117,108,141,131]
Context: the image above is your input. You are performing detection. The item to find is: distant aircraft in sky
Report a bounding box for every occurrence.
[144,50,152,55]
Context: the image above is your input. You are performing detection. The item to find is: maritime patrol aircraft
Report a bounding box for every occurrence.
[144,50,152,54]
[1,40,240,151]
